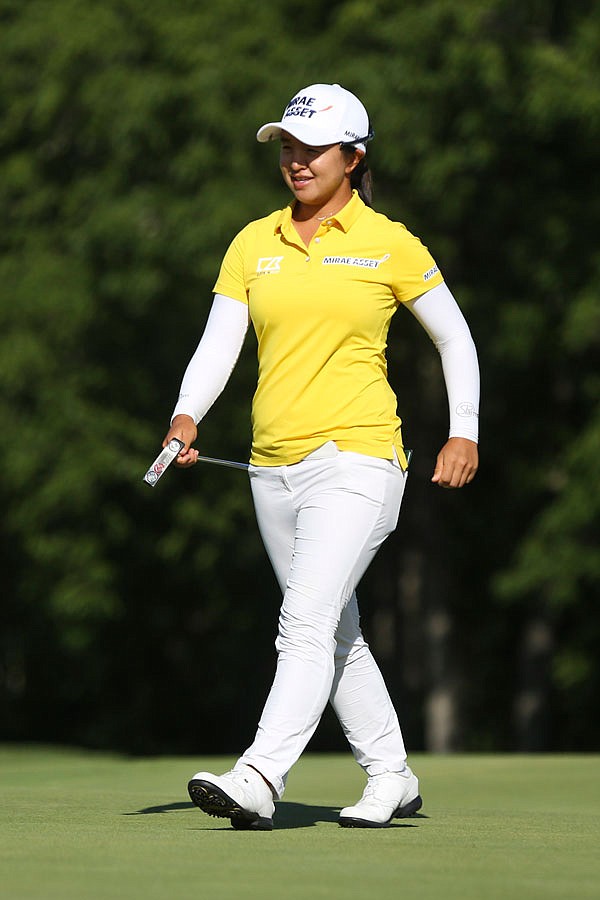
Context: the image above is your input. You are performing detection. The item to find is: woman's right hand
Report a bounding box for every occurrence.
[163,414,199,467]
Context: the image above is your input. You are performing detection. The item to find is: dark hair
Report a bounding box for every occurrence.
[351,155,374,207]
[342,147,374,207]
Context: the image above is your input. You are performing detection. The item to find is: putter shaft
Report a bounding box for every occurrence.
[196,455,249,471]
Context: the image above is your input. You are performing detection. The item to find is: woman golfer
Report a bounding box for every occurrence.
[162,83,479,829]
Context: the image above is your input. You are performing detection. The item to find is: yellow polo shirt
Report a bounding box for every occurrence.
[214,191,444,467]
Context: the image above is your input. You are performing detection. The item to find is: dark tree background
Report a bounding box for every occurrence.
[1,0,598,754]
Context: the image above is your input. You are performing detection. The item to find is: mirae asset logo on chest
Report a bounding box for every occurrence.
[322,254,390,269]
[256,254,392,274]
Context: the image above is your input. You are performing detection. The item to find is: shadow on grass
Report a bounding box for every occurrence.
[125,802,195,815]
[125,801,427,829]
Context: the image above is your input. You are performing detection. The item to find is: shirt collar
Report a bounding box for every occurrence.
[274,190,366,236]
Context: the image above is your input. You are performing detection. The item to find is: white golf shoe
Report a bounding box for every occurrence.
[187,764,275,831]
[339,767,422,828]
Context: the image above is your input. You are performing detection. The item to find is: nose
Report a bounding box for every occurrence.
[280,139,311,171]
[284,144,310,169]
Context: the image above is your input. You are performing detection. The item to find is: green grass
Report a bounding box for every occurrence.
[0,748,598,899]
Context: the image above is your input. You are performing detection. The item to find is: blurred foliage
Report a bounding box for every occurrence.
[0,0,598,752]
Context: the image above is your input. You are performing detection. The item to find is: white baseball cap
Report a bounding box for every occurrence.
[256,83,373,153]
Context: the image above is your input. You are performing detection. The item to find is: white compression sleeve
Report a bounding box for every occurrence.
[406,282,480,442]
[171,293,249,424]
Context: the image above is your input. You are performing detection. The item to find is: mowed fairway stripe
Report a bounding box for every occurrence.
[1,748,599,900]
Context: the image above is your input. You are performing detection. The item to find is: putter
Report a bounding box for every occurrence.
[143,439,248,487]
[144,444,409,487]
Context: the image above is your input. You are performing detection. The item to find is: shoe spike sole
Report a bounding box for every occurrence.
[188,779,273,831]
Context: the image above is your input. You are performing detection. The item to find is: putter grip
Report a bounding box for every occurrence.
[143,438,185,486]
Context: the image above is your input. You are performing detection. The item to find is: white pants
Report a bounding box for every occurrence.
[237,444,408,799]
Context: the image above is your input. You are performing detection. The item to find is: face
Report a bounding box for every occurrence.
[279,132,362,212]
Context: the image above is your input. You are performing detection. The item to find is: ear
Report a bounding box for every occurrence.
[344,148,365,175]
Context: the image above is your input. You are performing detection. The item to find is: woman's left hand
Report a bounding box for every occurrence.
[431,437,478,489]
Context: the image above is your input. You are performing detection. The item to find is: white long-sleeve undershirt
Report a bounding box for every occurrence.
[172,294,249,424]
[171,283,480,443]
[407,282,480,442]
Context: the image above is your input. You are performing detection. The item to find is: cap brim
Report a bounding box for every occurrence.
[256,120,338,146]
[256,120,366,152]
[256,122,285,143]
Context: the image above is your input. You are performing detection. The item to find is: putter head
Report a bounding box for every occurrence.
[143,438,185,486]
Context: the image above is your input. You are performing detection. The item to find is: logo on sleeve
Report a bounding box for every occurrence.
[256,257,284,274]
[423,264,440,281]
[456,402,478,418]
